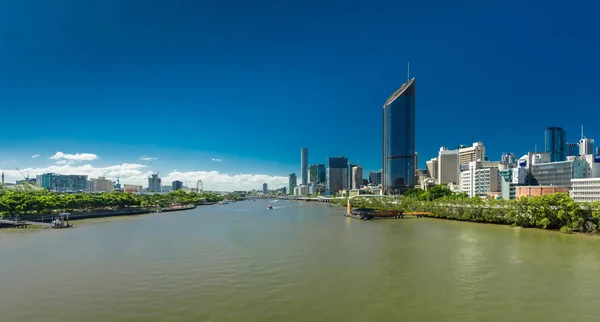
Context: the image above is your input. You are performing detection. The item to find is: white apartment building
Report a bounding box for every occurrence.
[438,147,459,184]
[570,178,600,202]
[459,161,500,197]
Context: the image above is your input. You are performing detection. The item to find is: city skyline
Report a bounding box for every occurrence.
[1,1,600,190]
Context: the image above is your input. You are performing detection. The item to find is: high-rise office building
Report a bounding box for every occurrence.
[148,173,161,192]
[580,138,594,156]
[288,173,297,195]
[262,183,268,195]
[301,148,308,186]
[545,127,567,162]
[309,164,326,183]
[437,147,459,184]
[426,158,438,182]
[369,171,378,185]
[172,180,183,191]
[351,166,363,190]
[414,152,419,170]
[382,77,415,194]
[326,156,348,194]
[459,142,485,166]
[346,162,356,191]
[579,126,595,156]
[597,147,600,156]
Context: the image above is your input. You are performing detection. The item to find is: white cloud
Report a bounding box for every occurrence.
[55,160,75,165]
[1,164,287,191]
[163,170,287,191]
[32,154,40,159]
[212,158,223,162]
[50,152,98,161]
[141,155,157,161]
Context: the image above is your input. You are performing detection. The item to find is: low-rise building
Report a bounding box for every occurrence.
[499,167,530,200]
[570,178,600,202]
[123,184,142,193]
[515,185,569,198]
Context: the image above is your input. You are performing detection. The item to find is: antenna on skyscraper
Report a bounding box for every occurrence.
[407,62,410,81]
[581,125,585,139]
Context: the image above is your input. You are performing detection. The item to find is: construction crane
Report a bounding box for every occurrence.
[16,167,30,181]
[114,169,122,189]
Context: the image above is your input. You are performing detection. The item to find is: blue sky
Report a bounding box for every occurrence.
[1,0,599,189]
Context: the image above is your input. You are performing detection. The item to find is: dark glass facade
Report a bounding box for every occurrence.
[309,164,326,183]
[382,78,415,194]
[326,156,348,194]
[545,127,566,162]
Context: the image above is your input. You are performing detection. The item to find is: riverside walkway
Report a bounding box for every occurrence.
[0,219,52,228]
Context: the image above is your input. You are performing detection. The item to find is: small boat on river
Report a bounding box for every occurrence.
[267,205,273,210]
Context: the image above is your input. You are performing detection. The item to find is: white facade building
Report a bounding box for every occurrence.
[459,161,500,197]
[351,166,363,190]
[579,154,600,178]
[580,138,594,156]
[426,158,438,182]
[438,147,459,184]
[518,152,551,169]
[571,178,600,202]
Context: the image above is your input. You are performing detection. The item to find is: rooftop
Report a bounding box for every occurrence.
[383,77,415,108]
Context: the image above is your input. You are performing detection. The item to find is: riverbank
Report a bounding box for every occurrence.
[335,193,600,234]
[0,205,198,229]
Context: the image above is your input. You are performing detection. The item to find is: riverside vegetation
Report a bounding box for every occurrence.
[0,184,232,219]
[337,185,600,234]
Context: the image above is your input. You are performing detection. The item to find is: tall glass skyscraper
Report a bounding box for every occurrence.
[545,127,566,162]
[301,148,308,186]
[382,77,415,194]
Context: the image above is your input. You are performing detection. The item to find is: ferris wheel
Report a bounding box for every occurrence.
[196,180,203,192]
